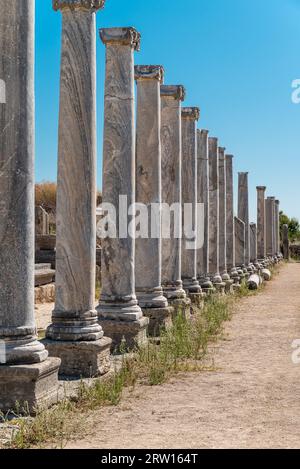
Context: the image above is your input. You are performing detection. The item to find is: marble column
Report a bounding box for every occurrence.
[197,130,213,292]
[0,0,60,412]
[238,172,252,273]
[161,85,190,315]
[134,65,172,336]
[266,197,275,259]
[234,217,246,273]
[256,186,267,263]
[46,0,111,376]
[275,200,281,258]
[181,107,203,302]
[97,28,148,349]
[218,147,230,284]
[282,224,290,260]
[225,155,239,284]
[250,223,258,264]
[208,138,225,292]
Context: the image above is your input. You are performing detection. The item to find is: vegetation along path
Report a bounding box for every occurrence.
[64,262,300,449]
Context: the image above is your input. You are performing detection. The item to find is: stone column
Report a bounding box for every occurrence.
[250,223,258,264]
[46,0,111,376]
[218,147,231,288]
[238,172,252,273]
[275,200,281,259]
[282,224,290,260]
[97,28,148,350]
[225,155,239,284]
[134,66,172,336]
[197,130,213,292]
[208,138,225,292]
[161,85,190,315]
[234,217,246,274]
[256,186,267,263]
[0,0,60,412]
[266,197,275,260]
[181,107,203,302]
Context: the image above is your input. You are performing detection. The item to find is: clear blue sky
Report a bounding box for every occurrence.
[36,0,300,222]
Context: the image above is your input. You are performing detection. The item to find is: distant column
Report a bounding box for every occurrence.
[275,200,281,258]
[197,130,213,292]
[0,0,60,412]
[161,85,189,313]
[208,138,225,292]
[266,197,275,259]
[238,172,252,272]
[282,224,290,260]
[97,27,148,350]
[235,217,246,271]
[250,223,258,264]
[218,147,230,282]
[225,155,239,283]
[256,186,266,262]
[181,107,202,298]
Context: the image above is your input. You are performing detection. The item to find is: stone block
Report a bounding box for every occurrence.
[98,317,148,353]
[35,283,55,304]
[44,337,112,378]
[35,267,55,287]
[169,298,191,321]
[142,306,173,337]
[0,357,61,414]
[36,235,56,251]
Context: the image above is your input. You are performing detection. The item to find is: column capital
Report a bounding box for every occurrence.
[181,107,200,121]
[275,199,280,205]
[199,129,209,136]
[218,147,226,159]
[135,65,164,82]
[100,27,141,51]
[267,196,276,200]
[257,186,266,191]
[225,154,234,160]
[53,0,105,12]
[160,85,185,101]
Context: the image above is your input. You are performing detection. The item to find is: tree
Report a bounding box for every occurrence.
[280,211,300,243]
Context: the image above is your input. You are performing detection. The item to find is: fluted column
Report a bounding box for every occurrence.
[208,138,225,291]
[0,0,60,412]
[161,85,187,304]
[257,186,266,262]
[197,130,213,291]
[225,155,239,283]
[97,28,148,349]
[238,172,252,272]
[45,0,111,376]
[181,108,202,298]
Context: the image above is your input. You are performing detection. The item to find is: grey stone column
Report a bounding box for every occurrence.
[218,147,229,282]
[181,107,202,300]
[282,224,290,260]
[97,28,148,349]
[250,223,258,264]
[197,130,213,292]
[266,197,275,258]
[257,186,266,262]
[46,0,111,377]
[161,85,187,305]
[225,155,239,282]
[0,0,60,412]
[208,138,225,291]
[238,172,252,272]
[235,217,246,271]
[134,66,171,336]
[275,200,281,258]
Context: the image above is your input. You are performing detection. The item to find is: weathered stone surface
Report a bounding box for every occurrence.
[247,274,260,290]
[238,173,250,267]
[181,108,202,294]
[0,357,61,414]
[257,186,266,260]
[161,85,187,301]
[35,284,56,304]
[250,223,258,263]
[168,298,191,321]
[44,337,111,378]
[266,197,275,257]
[35,206,50,235]
[142,307,173,337]
[226,155,239,284]
[261,268,272,281]
[235,217,245,268]
[98,317,149,353]
[282,224,290,260]
[53,0,106,11]
[36,235,56,251]
[47,4,103,344]
[218,147,230,285]
[197,130,211,288]
[0,0,48,365]
[35,249,56,269]
[35,268,55,287]
[97,27,144,329]
[275,200,280,256]
[135,65,168,309]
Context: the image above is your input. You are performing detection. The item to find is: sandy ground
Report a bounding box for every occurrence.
[58,262,300,449]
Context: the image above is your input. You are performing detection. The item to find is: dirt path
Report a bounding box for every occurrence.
[64,263,300,449]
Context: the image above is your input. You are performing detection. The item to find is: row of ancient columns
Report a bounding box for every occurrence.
[0,0,283,413]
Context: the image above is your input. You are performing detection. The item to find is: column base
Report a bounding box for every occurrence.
[44,337,112,378]
[46,309,104,341]
[162,281,187,301]
[168,297,191,321]
[136,287,168,309]
[0,357,61,414]
[188,292,205,309]
[199,276,215,294]
[97,316,149,352]
[225,279,234,294]
[142,306,174,337]
[182,277,202,294]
